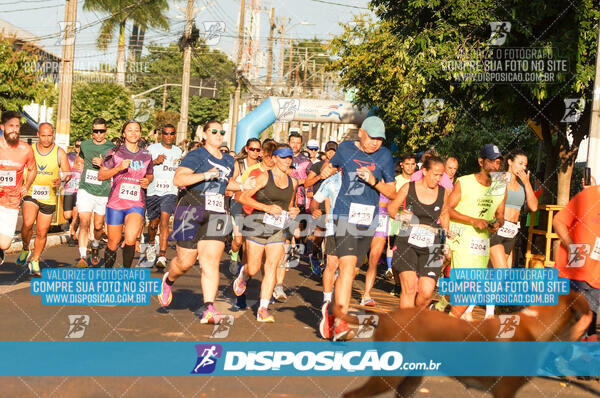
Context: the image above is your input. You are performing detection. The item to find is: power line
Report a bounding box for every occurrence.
[307,0,369,10]
[0,2,63,13]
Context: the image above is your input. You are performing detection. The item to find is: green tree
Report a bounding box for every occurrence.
[83,0,169,86]
[284,38,329,96]
[0,38,54,111]
[130,42,236,136]
[331,1,600,204]
[69,82,134,142]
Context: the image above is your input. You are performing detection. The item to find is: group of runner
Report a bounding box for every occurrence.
[0,109,542,341]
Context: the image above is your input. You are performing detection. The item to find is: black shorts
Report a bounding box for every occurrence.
[490,233,518,255]
[63,193,77,212]
[392,236,443,280]
[332,218,373,261]
[172,190,231,248]
[229,198,244,218]
[22,196,56,215]
[324,235,336,256]
[570,279,600,314]
[146,194,176,220]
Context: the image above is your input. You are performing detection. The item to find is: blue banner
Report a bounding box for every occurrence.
[1,342,599,376]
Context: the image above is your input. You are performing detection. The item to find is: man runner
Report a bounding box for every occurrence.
[75,118,114,268]
[16,123,70,276]
[319,116,395,340]
[146,124,182,269]
[0,111,36,265]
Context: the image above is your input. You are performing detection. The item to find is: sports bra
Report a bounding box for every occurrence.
[505,182,525,209]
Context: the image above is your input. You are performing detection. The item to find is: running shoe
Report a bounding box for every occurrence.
[75,257,88,268]
[90,242,101,267]
[257,307,275,323]
[16,249,29,266]
[309,254,322,276]
[333,318,355,341]
[234,293,247,310]
[145,245,157,263]
[157,272,173,307]
[273,285,287,301]
[389,284,401,297]
[233,267,247,296]
[319,301,334,340]
[200,304,223,324]
[29,259,42,278]
[434,296,450,312]
[384,267,394,281]
[155,256,167,270]
[101,232,108,243]
[360,297,376,307]
[0,249,4,265]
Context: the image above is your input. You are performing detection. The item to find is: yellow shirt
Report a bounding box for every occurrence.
[27,143,60,205]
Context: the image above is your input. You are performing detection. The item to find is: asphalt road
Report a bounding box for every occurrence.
[1,242,599,397]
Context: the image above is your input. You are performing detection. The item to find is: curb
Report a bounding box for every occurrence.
[6,233,70,254]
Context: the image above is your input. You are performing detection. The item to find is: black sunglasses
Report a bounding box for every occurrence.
[248,147,261,152]
[209,129,226,136]
[162,131,176,136]
[92,129,107,134]
[74,144,81,148]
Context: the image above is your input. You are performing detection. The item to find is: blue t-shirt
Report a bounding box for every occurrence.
[329,141,395,219]
[179,147,234,194]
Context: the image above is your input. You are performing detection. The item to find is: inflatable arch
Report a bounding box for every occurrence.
[234,97,370,153]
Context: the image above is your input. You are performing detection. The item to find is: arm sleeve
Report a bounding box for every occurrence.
[101,149,115,169]
[179,150,198,171]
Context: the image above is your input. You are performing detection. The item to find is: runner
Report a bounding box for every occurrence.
[465,150,538,319]
[157,120,248,325]
[145,124,183,269]
[75,118,114,268]
[17,123,71,276]
[64,137,83,246]
[307,139,320,164]
[98,120,153,268]
[233,143,300,322]
[305,141,338,275]
[387,156,450,309]
[411,150,454,189]
[445,157,459,185]
[0,111,36,265]
[319,116,395,340]
[445,144,506,319]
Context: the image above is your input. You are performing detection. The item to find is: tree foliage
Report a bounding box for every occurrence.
[0,38,54,111]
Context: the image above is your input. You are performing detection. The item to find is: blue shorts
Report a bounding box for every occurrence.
[106,206,145,226]
[146,194,176,220]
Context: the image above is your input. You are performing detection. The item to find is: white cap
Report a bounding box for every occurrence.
[307,139,319,150]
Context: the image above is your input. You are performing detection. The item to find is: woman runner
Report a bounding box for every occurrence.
[98,120,153,268]
[233,144,300,322]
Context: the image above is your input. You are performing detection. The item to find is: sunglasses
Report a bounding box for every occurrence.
[220,149,228,153]
[248,147,261,152]
[162,131,176,136]
[74,144,81,148]
[92,129,107,134]
[209,129,226,136]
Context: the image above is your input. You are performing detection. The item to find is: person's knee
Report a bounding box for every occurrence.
[0,236,11,250]
[401,281,417,296]
[35,226,48,240]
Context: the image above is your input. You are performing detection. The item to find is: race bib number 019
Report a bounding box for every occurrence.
[0,170,17,186]
[155,179,171,192]
[348,202,375,226]
[263,211,288,229]
[85,169,101,185]
[469,236,489,256]
[118,183,141,201]
[31,184,50,200]
[205,193,225,213]
[408,226,435,248]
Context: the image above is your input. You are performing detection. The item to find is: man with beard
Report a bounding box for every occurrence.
[0,111,36,264]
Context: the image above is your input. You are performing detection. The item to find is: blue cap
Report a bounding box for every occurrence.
[274,147,294,158]
[361,116,385,139]
[480,144,503,160]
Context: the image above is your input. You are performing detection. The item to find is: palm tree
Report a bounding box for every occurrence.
[84,0,169,86]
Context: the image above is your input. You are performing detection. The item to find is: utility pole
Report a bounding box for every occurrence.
[55,0,78,149]
[265,7,275,91]
[162,77,168,111]
[288,39,294,91]
[277,19,286,89]
[176,0,194,144]
[230,0,246,149]
[587,22,600,183]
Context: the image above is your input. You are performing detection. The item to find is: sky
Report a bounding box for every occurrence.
[1,0,372,78]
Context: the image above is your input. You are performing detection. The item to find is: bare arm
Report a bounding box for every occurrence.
[173,166,211,188]
[237,172,274,214]
[387,183,409,216]
[23,158,37,194]
[305,170,321,188]
[553,216,573,248]
[440,188,451,232]
[98,159,129,181]
[75,154,84,171]
[58,148,71,185]
[140,174,154,189]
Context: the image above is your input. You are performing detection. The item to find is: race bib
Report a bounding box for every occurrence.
[205,193,225,213]
[348,202,375,226]
[497,221,519,238]
[263,211,288,229]
[85,169,101,185]
[155,179,172,193]
[0,170,17,186]
[118,183,141,201]
[65,175,80,190]
[408,226,435,248]
[31,185,50,200]
[376,215,389,233]
[591,237,600,262]
[469,236,489,256]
